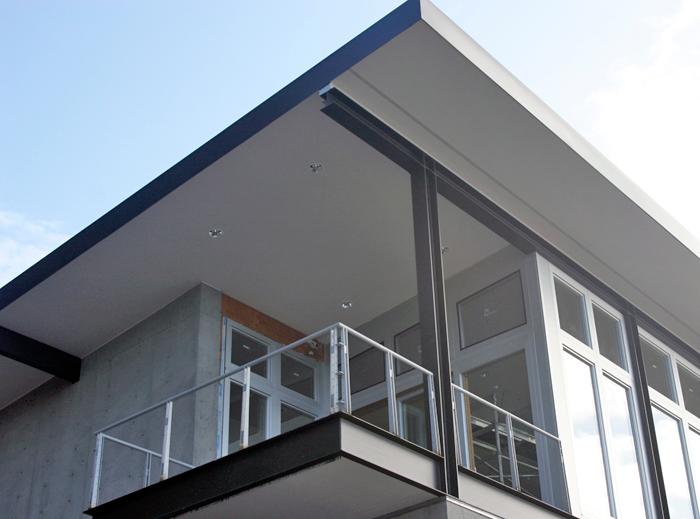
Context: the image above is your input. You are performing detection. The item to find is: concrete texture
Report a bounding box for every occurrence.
[0,284,222,518]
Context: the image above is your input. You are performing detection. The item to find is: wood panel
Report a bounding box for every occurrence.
[221,294,324,361]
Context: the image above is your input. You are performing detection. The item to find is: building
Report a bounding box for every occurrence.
[2,1,700,518]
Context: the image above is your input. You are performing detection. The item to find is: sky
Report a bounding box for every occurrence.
[1,0,699,288]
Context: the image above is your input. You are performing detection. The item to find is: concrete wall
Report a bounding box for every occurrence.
[0,283,221,519]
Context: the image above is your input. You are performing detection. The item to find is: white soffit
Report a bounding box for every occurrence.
[331,10,700,347]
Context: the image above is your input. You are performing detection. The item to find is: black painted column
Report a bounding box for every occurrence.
[411,161,460,497]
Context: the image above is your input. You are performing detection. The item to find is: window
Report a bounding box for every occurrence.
[458,271,527,349]
[639,330,700,519]
[220,320,324,456]
[550,272,649,519]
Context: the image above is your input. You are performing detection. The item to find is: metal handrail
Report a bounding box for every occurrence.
[342,325,432,375]
[101,433,195,469]
[452,384,558,442]
[94,322,340,435]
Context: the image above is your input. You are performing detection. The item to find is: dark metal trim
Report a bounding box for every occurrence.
[626,310,670,519]
[0,325,80,382]
[457,466,577,519]
[0,1,423,314]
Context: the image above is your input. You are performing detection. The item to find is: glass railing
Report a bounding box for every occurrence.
[452,384,569,511]
[89,323,440,508]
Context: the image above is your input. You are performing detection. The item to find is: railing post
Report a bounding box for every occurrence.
[160,401,173,481]
[240,367,251,449]
[89,433,105,508]
[143,452,152,488]
[494,407,504,484]
[340,325,352,414]
[330,326,340,413]
[385,351,399,435]
[428,374,442,455]
[506,413,520,491]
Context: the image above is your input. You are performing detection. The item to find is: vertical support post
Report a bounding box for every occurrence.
[89,433,105,508]
[330,326,340,413]
[494,407,505,484]
[506,414,520,491]
[340,325,352,414]
[240,367,251,449]
[143,452,152,488]
[160,401,173,481]
[385,351,399,435]
[411,165,459,496]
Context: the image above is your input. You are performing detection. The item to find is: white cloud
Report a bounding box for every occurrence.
[586,0,700,240]
[0,210,69,288]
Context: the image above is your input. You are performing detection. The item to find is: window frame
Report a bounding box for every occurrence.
[542,263,653,519]
[639,328,700,518]
[219,318,324,457]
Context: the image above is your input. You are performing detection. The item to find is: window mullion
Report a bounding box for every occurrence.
[592,355,619,519]
[628,315,671,519]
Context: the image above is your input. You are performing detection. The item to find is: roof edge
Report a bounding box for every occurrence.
[419,0,700,261]
[0,0,423,313]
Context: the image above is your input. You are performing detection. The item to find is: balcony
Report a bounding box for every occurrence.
[453,384,570,514]
[85,323,443,519]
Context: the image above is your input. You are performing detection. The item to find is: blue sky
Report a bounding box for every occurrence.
[1,0,699,286]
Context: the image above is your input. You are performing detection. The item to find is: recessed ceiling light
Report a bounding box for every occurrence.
[208,229,223,238]
[341,301,353,309]
[309,163,324,173]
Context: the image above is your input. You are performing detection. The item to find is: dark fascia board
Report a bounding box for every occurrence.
[0,0,422,315]
[0,326,81,382]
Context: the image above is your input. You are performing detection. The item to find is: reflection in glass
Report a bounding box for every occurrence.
[280,404,314,434]
[457,271,526,349]
[687,428,700,510]
[349,340,385,394]
[394,324,421,375]
[228,383,267,452]
[640,338,675,401]
[399,389,427,448]
[280,354,314,399]
[678,364,700,419]
[513,422,541,500]
[593,305,624,369]
[230,330,268,377]
[602,377,647,519]
[652,407,694,519]
[562,352,611,517]
[554,280,588,345]
[464,351,533,423]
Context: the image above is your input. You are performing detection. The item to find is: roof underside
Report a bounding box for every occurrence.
[1,0,699,408]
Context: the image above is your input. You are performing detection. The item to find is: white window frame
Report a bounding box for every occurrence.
[537,258,654,519]
[639,328,700,518]
[218,318,325,457]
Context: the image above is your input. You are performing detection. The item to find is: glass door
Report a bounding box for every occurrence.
[220,320,324,455]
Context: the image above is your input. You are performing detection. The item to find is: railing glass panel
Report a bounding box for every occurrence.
[453,384,568,510]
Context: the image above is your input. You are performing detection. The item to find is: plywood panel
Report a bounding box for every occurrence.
[221,294,324,361]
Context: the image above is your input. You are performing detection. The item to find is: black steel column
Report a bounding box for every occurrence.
[411,160,460,497]
[625,307,669,519]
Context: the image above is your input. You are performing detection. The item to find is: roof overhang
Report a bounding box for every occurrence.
[2,0,699,408]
